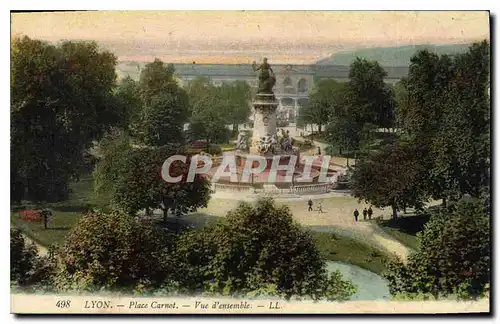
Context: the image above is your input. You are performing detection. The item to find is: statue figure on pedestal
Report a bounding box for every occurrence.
[252,58,276,94]
[236,130,249,152]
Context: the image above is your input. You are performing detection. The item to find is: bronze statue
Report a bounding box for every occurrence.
[252,58,276,94]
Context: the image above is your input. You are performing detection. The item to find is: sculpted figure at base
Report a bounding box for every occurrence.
[258,133,275,154]
[236,130,249,152]
[280,129,293,152]
[252,58,276,94]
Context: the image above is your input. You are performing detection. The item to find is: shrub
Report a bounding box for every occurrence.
[10,228,39,286]
[54,210,175,292]
[174,198,356,300]
[207,144,222,156]
[383,198,490,299]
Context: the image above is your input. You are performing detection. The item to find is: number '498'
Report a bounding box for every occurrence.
[56,300,71,308]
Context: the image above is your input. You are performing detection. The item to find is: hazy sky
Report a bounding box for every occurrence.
[11,11,490,64]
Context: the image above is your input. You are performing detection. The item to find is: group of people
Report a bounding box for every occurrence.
[353,207,373,222]
[307,199,374,222]
[307,198,323,213]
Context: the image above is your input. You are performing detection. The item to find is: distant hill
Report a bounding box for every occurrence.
[316,43,473,66]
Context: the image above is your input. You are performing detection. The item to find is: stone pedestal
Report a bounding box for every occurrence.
[250,94,279,155]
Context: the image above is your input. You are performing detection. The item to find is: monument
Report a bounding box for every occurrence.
[209,58,327,189]
[250,57,279,155]
[249,59,297,156]
[237,58,299,172]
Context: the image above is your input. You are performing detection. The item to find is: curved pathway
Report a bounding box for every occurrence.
[197,196,411,261]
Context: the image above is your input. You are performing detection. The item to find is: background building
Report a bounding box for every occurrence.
[118,62,409,122]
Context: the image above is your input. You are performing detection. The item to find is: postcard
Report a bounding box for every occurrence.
[10,10,490,315]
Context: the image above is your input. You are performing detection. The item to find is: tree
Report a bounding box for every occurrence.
[110,146,211,221]
[299,79,346,133]
[399,41,490,204]
[188,101,230,148]
[350,142,428,219]
[393,78,409,132]
[325,116,361,155]
[399,50,454,141]
[134,59,189,147]
[92,128,132,204]
[137,92,189,146]
[344,58,394,129]
[384,198,490,299]
[11,36,118,202]
[218,80,252,133]
[54,210,175,291]
[174,198,357,300]
[113,76,141,131]
[430,41,490,200]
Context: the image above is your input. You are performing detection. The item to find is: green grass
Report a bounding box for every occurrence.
[379,227,419,251]
[10,174,103,247]
[312,231,393,275]
[219,143,236,151]
[11,210,81,247]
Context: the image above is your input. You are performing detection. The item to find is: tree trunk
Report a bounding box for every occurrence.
[318,123,322,133]
[391,203,398,219]
[162,208,168,223]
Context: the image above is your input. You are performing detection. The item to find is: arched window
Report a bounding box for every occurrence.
[297,98,309,107]
[297,78,307,93]
[283,77,295,94]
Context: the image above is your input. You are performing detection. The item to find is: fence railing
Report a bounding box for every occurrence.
[212,182,332,195]
[212,183,254,193]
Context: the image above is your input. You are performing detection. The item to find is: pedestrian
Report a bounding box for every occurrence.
[353,208,359,222]
[317,202,323,213]
[363,208,368,221]
[308,198,313,211]
[41,208,52,229]
[368,206,373,220]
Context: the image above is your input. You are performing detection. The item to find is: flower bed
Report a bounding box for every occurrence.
[19,210,42,222]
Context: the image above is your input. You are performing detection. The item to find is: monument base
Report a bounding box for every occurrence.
[235,149,300,172]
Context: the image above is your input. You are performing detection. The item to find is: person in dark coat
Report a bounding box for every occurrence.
[353,209,359,222]
[363,208,368,221]
[368,206,373,220]
[308,198,313,211]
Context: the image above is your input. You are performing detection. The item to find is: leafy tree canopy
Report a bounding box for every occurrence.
[11,36,118,202]
[384,198,490,300]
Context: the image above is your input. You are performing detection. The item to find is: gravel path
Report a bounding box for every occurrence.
[198,196,411,260]
[22,234,48,256]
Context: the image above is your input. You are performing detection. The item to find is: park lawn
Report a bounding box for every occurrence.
[312,231,393,276]
[11,210,81,247]
[219,143,236,151]
[10,174,104,247]
[377,226,419,251]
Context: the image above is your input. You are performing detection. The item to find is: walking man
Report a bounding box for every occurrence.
[363,208,368,221]
[353,208,359,222]
[368,206,373,220]
[308,198,313,211]
[41,208,52,229]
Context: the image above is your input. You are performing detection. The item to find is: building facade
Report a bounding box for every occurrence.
[120,62,409,122]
